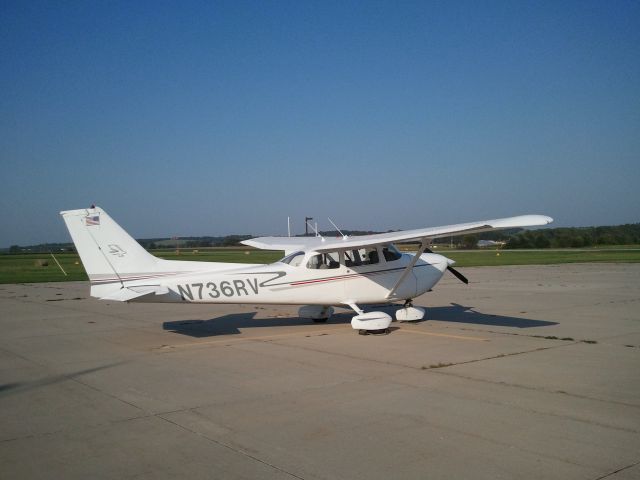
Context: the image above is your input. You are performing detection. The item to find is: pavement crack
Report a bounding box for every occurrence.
[437,324,600,344]
[0,413,152,444]
[263,338,420,371]
[593,459,640,479]
[69,374,147,413]
[432,369,640,409]
[422,343,567,370]
[157,414,306,479]
[387,377,640,435]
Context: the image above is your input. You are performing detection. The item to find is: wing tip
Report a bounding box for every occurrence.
[240,239,259,248]
[529,214,554,226]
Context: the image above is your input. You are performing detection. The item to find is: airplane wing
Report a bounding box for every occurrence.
[242,214,553,253]
[241,237,321,254]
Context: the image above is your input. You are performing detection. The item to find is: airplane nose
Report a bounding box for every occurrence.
[420,252,449,273]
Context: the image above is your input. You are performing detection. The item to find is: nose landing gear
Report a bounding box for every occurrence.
[396,300,426,322]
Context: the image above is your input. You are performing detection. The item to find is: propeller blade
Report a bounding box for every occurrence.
[423,246,469,284]
[447,266,469,284]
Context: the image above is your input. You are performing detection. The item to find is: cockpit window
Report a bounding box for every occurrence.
[279,251,305,267]
[307,251,341,269]
[382,244,402,262]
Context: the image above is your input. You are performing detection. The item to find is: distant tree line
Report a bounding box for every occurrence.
[447,224,640,249]
[503,224,640,249]
[7,242,75,254]
[146,225,639,250]
[4,224,639,253]
[4,235,254,253]
[137,235,253,249]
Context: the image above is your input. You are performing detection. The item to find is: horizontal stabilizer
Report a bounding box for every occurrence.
[100,285,169,302]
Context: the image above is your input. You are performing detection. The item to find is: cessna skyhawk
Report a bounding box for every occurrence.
[61,206,552,334]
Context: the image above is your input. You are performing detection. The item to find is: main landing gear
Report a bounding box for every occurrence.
[348,303,392,335]
[352,300,425,334]
[299,301,425,335]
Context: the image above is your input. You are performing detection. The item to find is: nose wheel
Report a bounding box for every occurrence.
[358,328,390,335]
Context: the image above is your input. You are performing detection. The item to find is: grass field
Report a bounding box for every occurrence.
[444,249,640,267]
[1,247,639,284]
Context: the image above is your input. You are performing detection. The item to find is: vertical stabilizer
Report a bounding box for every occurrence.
[60,206,159,284]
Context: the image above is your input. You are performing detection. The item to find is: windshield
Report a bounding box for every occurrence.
[382,244,402,262]
[279,251,305,267]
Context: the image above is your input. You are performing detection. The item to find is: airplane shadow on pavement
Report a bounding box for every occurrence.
[163,303,556,338]
[0,361,128,397]
[425,303,558,328]
[163,311,354,338]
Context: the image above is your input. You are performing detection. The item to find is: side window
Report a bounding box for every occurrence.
[345,247,379,266]
[306,251,341,269]
[364,247,379,265]
[382,245,402,262]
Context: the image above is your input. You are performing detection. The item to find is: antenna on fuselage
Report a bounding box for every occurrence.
[328,217,348,240]
[305,219,324,241]
[305,217,313,236]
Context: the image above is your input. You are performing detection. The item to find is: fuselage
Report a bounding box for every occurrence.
[122,249,449,306]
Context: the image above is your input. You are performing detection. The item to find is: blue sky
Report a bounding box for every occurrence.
[1,0,639,246]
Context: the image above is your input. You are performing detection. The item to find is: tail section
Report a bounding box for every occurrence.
[61,205,257,301]
[60,206,159,286]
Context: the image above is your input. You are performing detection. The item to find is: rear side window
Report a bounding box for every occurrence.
[345,247,379,266]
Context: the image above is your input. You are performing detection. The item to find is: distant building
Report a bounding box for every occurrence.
[477,240,506,248]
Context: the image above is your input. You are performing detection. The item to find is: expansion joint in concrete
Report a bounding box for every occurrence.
[157,413,306,480]
[592,459,640,480]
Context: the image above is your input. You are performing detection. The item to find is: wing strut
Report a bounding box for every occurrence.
[386,240,427,299]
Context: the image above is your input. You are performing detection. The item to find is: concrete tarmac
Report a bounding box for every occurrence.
[0,263,638,479]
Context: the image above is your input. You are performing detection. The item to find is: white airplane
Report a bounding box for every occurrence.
[61,206,552,334]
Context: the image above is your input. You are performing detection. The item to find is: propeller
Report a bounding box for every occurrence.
[423,247,469,285]
[445,264,469,284]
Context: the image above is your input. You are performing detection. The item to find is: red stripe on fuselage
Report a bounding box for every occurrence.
[288,266,410,287]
